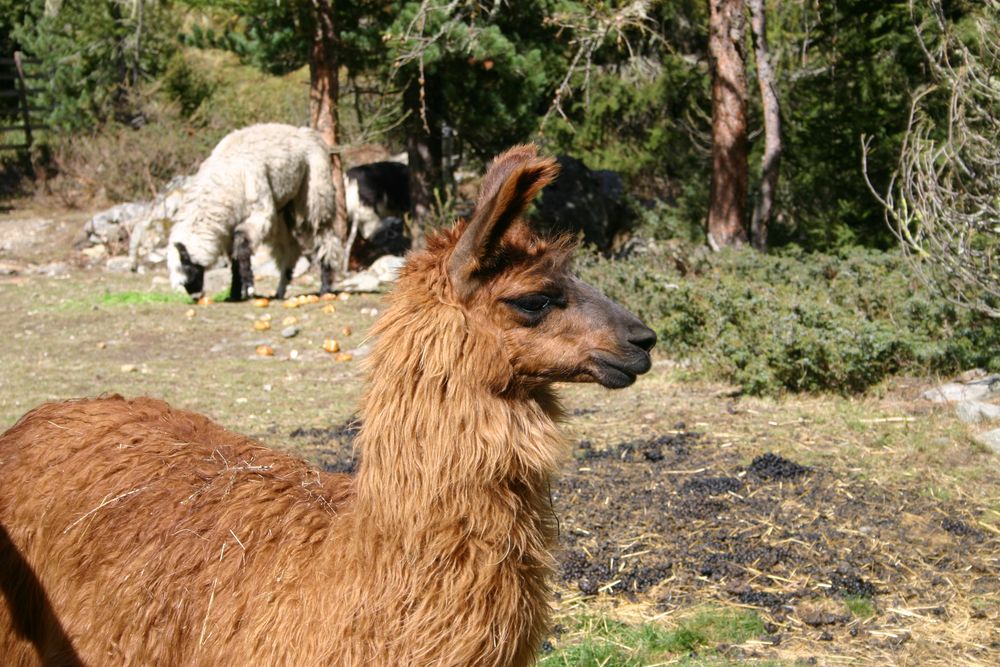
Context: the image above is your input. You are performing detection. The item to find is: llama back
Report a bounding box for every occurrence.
[220,124,336,262]
[302,138,338,265]
[0,396,353,665]
[168,123,336,282]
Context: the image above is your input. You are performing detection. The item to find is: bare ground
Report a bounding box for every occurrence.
[1,208,998,666]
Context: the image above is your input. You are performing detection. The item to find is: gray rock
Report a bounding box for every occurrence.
[81,244,108,262]
[348,344,373,360]
[922,378,1000,403]
[85,202,149,245]
[370,254,406,282]
[974,428,1000,454]
[281,326,300,338]
[956,368,989,383]
[955,400,1000,424]
[127,175,191,262]
[105,256,134,273]
[335,271,382,293]
[253,251,311,279]
[29,261,69,276]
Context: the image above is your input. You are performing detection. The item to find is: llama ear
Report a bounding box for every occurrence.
[448,145,559,300]
[175,242,192,265]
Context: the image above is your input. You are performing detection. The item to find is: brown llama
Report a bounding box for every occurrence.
[0,145,656,666]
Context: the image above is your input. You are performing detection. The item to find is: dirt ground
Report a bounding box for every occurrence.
[1,207,998,666]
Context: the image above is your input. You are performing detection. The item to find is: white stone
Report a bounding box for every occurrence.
[81,244,108,261]
[370,254,406,282]
[922,379,999,403]
[105,256,134,273]
[335,271,381,293]
[974,428,1000,454]
[955,401,1000,424]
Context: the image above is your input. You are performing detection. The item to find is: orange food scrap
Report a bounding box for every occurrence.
[322,339,340,353]
[253,320,271,331]
[322,304,337,314]
[253,297,270,308]
[334,352,353,362]
[255,345,274,357]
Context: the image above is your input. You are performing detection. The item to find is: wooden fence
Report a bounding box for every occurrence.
[1,52,47,153]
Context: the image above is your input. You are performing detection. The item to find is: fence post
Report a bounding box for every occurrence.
[13,50,33,151]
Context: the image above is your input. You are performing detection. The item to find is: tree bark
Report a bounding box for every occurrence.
[748,0,781,252]
[309,0,350,247]
[403,75,443,248]
[707,0,749,250]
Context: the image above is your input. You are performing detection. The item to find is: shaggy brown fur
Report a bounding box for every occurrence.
[0,145,655,666]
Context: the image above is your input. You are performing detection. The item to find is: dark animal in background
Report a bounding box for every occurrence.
[530,154,637,253]
[344,160,412,270]
[345,161,411,239]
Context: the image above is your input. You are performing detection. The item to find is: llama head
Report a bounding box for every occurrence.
[166,220,212,299]
[440,144,656,390]
[166,241,206,299]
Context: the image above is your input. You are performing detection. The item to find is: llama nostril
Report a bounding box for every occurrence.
[630,325,657,352]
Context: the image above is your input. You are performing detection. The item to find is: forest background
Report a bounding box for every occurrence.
[1,0,997,395]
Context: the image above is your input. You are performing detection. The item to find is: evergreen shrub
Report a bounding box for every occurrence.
[578,245,1000,395]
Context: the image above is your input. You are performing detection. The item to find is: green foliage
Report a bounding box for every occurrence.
[579,246,1000,395]
[769,1,935,249]
[544,0,710,216]
[540,609,767,666]
[179,0,390,75]
[162,52,216,117]
[99,290,189,306]
[383,1,561,158]
[171,49,310,129]
[843,596,876,619]
[12,0,179,130]
[42,48,312,204]
[546,54,712,239]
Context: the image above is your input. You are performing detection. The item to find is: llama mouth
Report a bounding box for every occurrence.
[589,353,650,389]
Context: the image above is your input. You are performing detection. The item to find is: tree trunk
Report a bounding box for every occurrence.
[748,0,781,252]
[707,0,749,250]
[309,0,349,247]
[403,75,443,248]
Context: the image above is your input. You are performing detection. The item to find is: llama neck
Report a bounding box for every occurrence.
[340,282,564,664]
[354,285,565,525]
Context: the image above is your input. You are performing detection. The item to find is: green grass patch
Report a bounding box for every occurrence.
[98,291,190,306]
[56,289,191,310]
[843,596,876,619]
[541,608,768,666]
[91,288,227,307]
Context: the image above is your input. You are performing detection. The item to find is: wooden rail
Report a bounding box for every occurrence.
[0,52,47,152]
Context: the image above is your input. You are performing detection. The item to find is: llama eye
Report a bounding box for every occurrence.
[507,294,553,314]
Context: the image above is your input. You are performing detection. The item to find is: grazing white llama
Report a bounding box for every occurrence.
[166,123,337,301]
